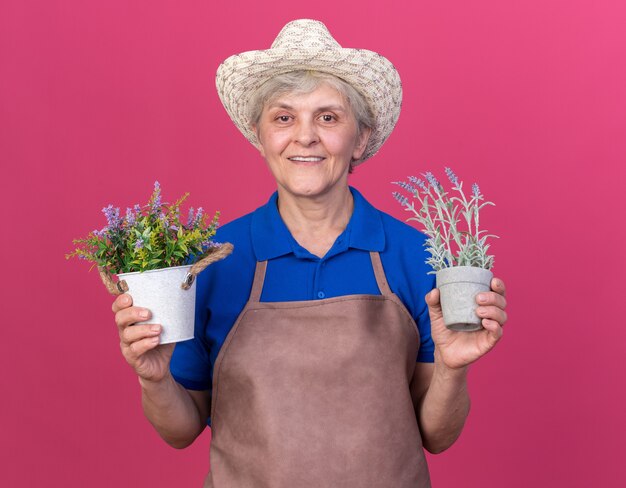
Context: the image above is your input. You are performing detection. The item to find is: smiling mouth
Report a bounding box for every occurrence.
[288,156,326,162]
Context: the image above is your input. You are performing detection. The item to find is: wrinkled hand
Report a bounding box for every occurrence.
[112,294,175,382]
[426,277,508,370]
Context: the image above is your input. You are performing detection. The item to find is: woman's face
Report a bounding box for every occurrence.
[254,83,371,200]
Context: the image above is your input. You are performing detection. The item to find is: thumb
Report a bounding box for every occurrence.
[425,288,443,321]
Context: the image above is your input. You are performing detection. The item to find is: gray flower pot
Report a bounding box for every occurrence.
[435,266,493,332]
[117,264,196,344]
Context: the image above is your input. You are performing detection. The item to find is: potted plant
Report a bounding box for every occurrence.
[66,181,233,343]
[392,168,497,331]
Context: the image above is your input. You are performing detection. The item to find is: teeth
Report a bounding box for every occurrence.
[289,157,324,162]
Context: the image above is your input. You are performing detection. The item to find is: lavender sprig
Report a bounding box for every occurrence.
[150,181,162,215]
[187,207,195,228]
[102,205,121,230]
[392,168,497,272]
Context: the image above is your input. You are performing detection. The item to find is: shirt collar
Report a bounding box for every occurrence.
[346,186,385,252]
[251,186,385,261]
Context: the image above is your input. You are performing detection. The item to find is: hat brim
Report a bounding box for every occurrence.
[216,46,402,164]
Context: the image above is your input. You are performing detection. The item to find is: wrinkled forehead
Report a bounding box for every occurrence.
[262,82,352,113]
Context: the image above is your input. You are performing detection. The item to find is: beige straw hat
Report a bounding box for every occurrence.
[215,19,402,164]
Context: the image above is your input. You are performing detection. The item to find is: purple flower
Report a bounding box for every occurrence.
[151,181,162,214]
[393,181,417,195]
[422,172,440,189]
[201,240,221,252]
[408,176,427,191]
[125,207,136,226]
[472,183,481,198]
[102,205,121,229]
[444,167,459,186]
[392,192,409,206]
[159,212,169,228]
[195,207,204,225]
[135,237,144,250]
[187,207,195,228]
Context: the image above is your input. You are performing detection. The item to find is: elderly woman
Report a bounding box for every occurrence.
[113,20,507,488]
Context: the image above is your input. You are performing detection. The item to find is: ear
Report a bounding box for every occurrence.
[252,124,266,158]
[352,127,372,161]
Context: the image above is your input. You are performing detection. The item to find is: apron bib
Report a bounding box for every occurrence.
[204,252,431,488]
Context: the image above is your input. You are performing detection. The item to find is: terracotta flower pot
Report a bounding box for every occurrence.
[435,266,493,332]
[117,264,196,344]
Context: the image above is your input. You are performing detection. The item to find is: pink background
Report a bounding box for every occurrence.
[2,0,625,486]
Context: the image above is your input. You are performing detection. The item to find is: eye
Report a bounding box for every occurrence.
[320,114,335,122]
[275,115,292,123]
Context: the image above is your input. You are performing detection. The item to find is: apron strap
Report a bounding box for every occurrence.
[369,251,393,297]
[249,260,268,303]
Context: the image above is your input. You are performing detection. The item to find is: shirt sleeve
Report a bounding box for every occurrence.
[378,211,436,363]
[170,269,213,390]
[415,276,435,363]
[169,215,256,391]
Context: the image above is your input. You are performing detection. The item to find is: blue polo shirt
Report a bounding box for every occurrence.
[170,187,435,392]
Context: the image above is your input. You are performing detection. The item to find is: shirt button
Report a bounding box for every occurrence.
[317,291,325,299]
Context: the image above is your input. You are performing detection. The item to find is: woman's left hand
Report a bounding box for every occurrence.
[426,277,508,370]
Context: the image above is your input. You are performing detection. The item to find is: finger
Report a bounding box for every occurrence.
[476,305,508,326]
[490,277,506,298]
[476,291,507,310]
[120,323,161,346]
[481,318,503,342]
[115,306,152,332]
[112,293,133,313]
[123,335,161,360]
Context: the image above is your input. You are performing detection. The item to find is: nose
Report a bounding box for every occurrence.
[294,119,319,146]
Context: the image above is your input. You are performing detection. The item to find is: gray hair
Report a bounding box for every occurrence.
[249,71,375,169]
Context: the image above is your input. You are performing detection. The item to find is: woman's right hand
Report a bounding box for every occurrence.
[112,293,175,383]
